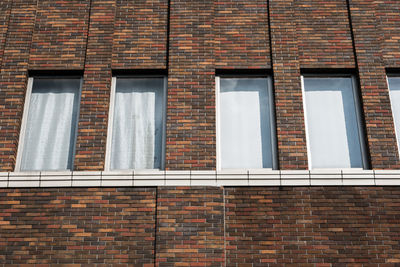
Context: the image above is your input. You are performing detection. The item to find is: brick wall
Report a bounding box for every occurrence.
[349,0,399,169]
[1,1,400,264]
[377,0,400,68]
[166,0,215,170]
[0,0,37,172]
[269,0,308,170]
[0,0,12,68]
[1,186,400,265]
[214,0,270,69]
[296,0,355,68]
[0,188,156,265]
[225,186,400,265]
[73,0,116,171]
[112,0,168,69]
[156,187,224,265]
[28,0,90,69]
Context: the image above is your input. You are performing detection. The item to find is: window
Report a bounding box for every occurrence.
[387,75,400,155]
[216,76,278,169]
[16,77,81,171]
[105,76,166,170]
[302,75,368,169]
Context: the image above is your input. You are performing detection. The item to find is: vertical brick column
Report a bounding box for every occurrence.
[377,1,400,67]
[156,187,224,266]
[269,0,308,169]
[0,1,37,171]
[0,1,12,67]
[74,0,116,171]
[166,0,215,170]
[349,0,399,169]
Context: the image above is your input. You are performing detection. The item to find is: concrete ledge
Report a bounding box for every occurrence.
[0,169,399,187]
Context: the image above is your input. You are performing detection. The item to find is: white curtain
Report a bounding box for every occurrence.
[304,77,363,168]
[388,77,400,154]
[220,78,272,169]
[21,78,80,171]
[111,78,163,170]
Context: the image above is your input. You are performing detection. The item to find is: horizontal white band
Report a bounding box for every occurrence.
[1,169,400,187]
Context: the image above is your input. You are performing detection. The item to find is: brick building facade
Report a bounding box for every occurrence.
[1,0,400,265]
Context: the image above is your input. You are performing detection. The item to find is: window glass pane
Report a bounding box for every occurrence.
[111,78,164,170]
[388,77,400,154]
[220,78,273,169]
[21,78,80,171]
[304,77,363,168]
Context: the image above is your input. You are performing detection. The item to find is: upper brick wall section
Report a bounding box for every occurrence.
[214,0,270,69]
[112,0,168,69]
[296,0,355,68]
[1,0,400,170]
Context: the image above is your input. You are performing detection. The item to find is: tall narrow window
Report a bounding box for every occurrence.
[302,76,367,169]
[387,76,400,154]
[106,77,165,170]
[16,77,81,171]
[217,77,277,169]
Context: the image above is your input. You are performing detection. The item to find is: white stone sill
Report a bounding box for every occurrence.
[0,169,400,187]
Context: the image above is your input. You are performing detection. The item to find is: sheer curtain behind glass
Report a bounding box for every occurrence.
[20,78,80,171]
[110,78,164,170]
[220,78,273,169]
[388,77,400,154]
[304,77,363,168]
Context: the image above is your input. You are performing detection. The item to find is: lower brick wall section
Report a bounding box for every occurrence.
[225,187,400,266]
[156,187,225,266]
[0,188,156,266]
[1,186,400,266]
